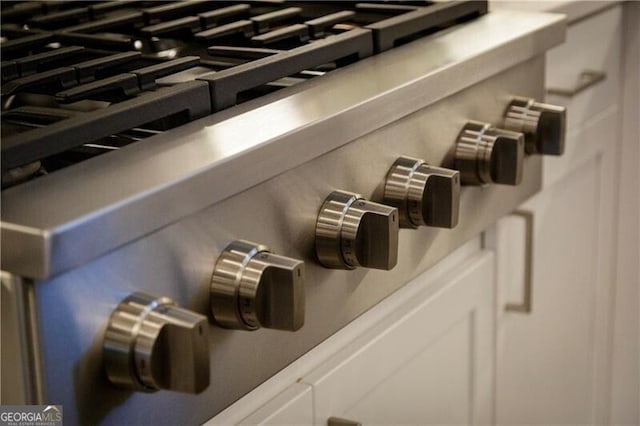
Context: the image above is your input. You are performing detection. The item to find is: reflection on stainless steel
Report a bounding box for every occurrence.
[503,97,567,155]
[383,156,460,229]
[103,292,209,394]
[210,240,305,331]
[0,11,566,280]
[454,121,525,186]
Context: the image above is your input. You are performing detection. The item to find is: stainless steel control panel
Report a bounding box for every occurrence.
[36,57,548,424]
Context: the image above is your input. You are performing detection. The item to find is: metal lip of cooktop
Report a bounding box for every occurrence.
[0,11,566,280]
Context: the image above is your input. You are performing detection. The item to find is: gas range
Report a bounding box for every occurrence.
[1,2,566,425]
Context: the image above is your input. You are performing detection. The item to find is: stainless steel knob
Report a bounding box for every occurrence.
[383,156,460,229]
[103,292,209,394]
[503,97,566,155]
[454,121,525,186]
[316,190,399,270]
[210,240,305,332]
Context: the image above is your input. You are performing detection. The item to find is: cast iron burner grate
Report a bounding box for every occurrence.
[1,0,487,187]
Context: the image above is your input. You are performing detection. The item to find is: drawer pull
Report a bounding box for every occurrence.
[505,210,534,314]
[546,70,606,97]
[328,417,362,426]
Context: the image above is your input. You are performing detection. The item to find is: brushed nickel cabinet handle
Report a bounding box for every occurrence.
[546,69,606,97]
[328,417,362,426]
[505,210,534,313]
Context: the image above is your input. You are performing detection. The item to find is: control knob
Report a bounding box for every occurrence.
[454,121,525,186]
[503,97,566,155]
[210,240,305,331]
[103,292,209,394]
[383,156,460,229]
[316,190,399,270]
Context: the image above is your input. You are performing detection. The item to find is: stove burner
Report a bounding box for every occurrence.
[1,1,487,186]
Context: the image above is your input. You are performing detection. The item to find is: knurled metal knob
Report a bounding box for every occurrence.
[383,156,460,229]
[103,292,210,394]
[503,97,566,155]
[315,190,399,270]
[454,121,525,186]
[210,240,305,332]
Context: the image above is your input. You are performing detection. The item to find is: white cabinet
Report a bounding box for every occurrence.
[494,112,618,425]
[302,249,495,426]
[542,5,622,189]
[493,5,625,425]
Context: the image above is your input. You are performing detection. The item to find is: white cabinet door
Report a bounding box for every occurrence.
[493,5,623,424]
[302,251,496,426]
[494,108,618,425]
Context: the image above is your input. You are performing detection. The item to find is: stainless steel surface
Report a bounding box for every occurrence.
[503,97,567,155]
[210,240,305,331]
[491,0,619,25]
[455,121,525,185]
[0,273,44,405]
[12,56,544,424]
[315,191,399,270]
[505,210,534,313]
[0,274,24,404]
[3,56,544,424]
[328,417,363,426]
[103,292,209,394]
[383,156,460,229]
[0,11,566,280]
[28,57,548,425]
[546,69,606,97]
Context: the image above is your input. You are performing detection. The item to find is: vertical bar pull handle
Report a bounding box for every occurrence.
[505,210,534,313]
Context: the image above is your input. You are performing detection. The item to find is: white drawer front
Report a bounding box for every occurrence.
[543,105,618,188]
[545,5,622,131]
